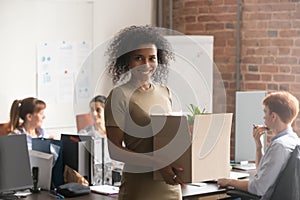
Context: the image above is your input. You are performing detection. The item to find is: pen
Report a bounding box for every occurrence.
[56,193,65,199]
[253,124,271,134]
[188,183,207,187]
[50,190,65,199]
[188,183,201,187]
[49,193,61,199]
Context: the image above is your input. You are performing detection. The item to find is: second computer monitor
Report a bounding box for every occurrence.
[0,135,33,193]
[61,134,93,184]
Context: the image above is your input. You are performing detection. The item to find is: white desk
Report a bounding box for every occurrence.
[182,183,226,199]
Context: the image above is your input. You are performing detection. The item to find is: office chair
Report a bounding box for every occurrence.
[0,122,9,136]
[223,145,300,200]
[75,113,93,132]
[224,189,260,200]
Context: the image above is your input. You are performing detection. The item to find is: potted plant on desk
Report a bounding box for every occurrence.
[187,104,206,133]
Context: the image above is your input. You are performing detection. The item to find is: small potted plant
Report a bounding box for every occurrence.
[187,104,206,133]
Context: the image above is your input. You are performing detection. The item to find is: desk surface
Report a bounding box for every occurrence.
[182,183,226,198]
[24,191,116,200]
[23,169,255,200]
[23,183,225,200]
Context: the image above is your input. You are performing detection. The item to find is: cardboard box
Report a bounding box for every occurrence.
[152,113,232,183]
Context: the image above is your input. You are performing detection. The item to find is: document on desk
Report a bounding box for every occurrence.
[182,183,226,197]
[230,171,250,179]
[232,163,256,171]
[90,185,119,195]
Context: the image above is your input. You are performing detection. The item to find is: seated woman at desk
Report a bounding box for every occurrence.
[79,95,107,138]
[8,97,48,149]
[79,95,123,185]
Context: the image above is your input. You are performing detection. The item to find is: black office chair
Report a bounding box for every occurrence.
[224,189,260,200]
[223,145,300,200]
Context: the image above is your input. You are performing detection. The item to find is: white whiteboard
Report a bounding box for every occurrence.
[73,35,214,118]
[37,40,92,131]
[165,36,214,113]
[235,91,267,162]
[43,35,214,133]
[0,0,93,133]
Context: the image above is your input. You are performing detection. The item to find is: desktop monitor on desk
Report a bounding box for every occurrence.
[235,91,267,163]
[0,135,33,193]
[61,134,93,184]
[32,138,64,187]
[29,150,53,190]
[61,134,122,186]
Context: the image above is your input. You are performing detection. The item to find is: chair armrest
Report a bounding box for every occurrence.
[226,189,261,200]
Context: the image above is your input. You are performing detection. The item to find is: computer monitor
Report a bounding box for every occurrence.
[31,138,64,188]
[29,150,53,190]
[0,135,33,193]
[235,91,267,163]
[61,134,93,184]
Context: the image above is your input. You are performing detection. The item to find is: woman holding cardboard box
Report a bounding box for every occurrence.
[104,25,184,200]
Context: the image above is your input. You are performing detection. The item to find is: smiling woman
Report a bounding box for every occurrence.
[104,25,185,200]
[128,44,158,90]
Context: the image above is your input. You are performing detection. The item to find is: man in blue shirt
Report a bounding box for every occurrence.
[218,91,300,198]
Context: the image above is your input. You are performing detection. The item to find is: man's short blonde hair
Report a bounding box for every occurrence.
[263,91,299,124]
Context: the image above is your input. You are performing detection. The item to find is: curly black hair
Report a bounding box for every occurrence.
[105,25,174,85]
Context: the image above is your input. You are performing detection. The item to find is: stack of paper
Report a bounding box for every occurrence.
[90,185,119,195]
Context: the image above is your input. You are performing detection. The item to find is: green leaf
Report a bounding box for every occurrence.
[186,104,206,125]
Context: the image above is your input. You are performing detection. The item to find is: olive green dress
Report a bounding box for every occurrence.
[105,82,182,200]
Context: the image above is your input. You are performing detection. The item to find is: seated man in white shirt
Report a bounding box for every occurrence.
[218,91,300,198]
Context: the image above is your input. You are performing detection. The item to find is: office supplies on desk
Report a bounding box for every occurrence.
[14,189,32,197]
[188,183,207,187]
[90,185,119,195]
[182,182,226,198]
[50,190,64,199]
[232,163,256,171]
[230,171,250,179]
[57,183,90,197]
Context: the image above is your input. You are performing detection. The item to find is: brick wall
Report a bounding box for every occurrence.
[165,0,300,160]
